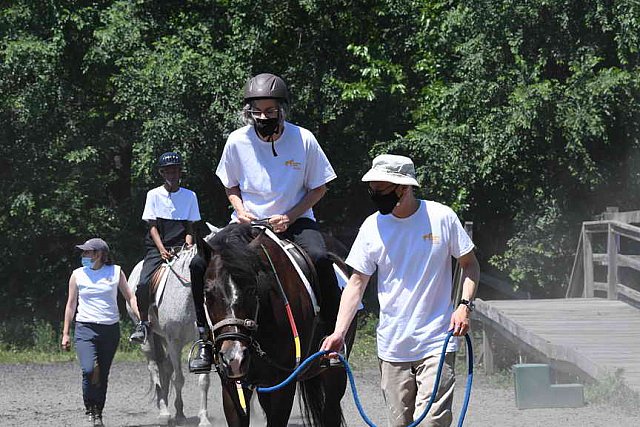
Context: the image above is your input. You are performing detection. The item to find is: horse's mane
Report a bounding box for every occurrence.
[209,223,264,294]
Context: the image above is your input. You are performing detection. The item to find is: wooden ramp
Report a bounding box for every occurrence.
[474,298,640,392]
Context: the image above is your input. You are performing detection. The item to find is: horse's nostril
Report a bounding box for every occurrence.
[220,352,230,367]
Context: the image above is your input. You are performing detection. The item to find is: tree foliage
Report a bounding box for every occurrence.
[1,0,639,324]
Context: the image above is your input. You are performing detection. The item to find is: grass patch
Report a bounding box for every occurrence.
[484,367,514,389]
[1,314,381,367]
[348,312,378,369]
[0,318,144,364]
[585,370,640,414]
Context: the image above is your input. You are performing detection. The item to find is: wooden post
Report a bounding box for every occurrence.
[464,221,474,239]
[607,224,618,300]
[483,327,494,375]
[583,225,594,298]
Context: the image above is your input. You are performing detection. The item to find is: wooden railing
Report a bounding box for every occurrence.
[581,220,640,303]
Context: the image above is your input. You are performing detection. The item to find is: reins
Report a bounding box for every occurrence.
[163,244,192,285]
[259,243,302,368]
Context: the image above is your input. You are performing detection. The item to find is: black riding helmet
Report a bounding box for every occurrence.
[158,152,182,168]
[243,73,289,103]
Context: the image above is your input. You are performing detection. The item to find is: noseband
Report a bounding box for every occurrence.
[212,317,258,347]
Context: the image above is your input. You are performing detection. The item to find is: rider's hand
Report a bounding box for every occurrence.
[269,214,290,233]
[320,332,345,359]
[61,334,71,351]
[449,304,471,336]
[159,247,173,261]
[237,210,258,224]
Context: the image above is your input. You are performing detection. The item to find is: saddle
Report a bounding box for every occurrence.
[148,246,187,305]
[149,264,167,296]
[257,226,321,315]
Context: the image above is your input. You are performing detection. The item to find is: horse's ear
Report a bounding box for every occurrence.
[247,227,266,249]
[196,236,212,264]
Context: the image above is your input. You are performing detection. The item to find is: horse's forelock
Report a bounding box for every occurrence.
[209,224,263,297]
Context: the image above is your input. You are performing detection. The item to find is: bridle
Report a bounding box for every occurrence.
[212,317,258,348]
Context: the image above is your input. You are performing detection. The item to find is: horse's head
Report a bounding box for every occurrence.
[204,223,267,380]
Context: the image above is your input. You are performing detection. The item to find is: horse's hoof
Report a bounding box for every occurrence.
[175,414,187,425]
[158,412,171,425]
[198,411,212,427]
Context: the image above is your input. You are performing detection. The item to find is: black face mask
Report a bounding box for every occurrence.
[254,117,279,139]
[369,185,400,215]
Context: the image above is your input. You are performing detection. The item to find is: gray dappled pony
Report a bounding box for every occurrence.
[128,245,212,426]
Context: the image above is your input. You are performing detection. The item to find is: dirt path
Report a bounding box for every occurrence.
[0,361,638,426]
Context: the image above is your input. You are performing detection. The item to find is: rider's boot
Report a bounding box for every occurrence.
[129,320,150,344]
[189,330,213,373]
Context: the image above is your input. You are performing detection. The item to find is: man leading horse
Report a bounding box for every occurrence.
[188,72,341,373]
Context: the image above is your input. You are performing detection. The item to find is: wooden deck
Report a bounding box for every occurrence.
[473,298,640,392]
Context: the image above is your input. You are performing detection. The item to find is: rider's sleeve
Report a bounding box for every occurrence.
[303,133,337,190]
[141,189,157,222]
[187,191,201,222]
[215,141,239,188]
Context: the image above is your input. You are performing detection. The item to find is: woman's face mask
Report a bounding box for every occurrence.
[369,185,400,215]
[81,256,96,269]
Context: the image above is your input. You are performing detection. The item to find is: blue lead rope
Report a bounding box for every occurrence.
[256,330,473,427]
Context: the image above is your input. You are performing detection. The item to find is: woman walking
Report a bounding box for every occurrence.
[61,238,141,426]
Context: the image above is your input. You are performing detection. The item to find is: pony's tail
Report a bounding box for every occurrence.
[298,374,346,427]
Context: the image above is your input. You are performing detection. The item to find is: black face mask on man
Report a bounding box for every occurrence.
[369,185,400,215]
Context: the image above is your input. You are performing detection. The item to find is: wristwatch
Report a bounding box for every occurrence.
[458,299,475,311]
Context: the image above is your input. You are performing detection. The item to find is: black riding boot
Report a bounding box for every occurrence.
[189,332,213,373]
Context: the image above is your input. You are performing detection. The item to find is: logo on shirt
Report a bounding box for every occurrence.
[422,233,440,243]
[284,159,302,170]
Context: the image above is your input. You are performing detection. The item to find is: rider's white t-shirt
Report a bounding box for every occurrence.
[142,186,201,222]
[215,122,336,222]
[346,200,474,362]
[74,265,121,325]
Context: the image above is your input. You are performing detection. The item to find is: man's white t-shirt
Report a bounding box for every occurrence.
[215,122,336,222]
[346,200,474,362]
[142,186,201,222]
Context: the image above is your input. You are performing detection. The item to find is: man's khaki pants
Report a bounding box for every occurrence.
[379,352,456,427]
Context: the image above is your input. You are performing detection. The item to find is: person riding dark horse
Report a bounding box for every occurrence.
[188,73,341,373]
[200,222,356,426]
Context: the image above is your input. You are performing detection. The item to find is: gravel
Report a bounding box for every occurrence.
[0,361,638,426]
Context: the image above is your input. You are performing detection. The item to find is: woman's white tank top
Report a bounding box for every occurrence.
[73,264,121,325]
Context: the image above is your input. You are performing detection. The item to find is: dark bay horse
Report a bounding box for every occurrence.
[201,223,357,426]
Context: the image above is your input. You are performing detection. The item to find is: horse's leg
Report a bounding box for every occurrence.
[143,334,171,424]
[197,373,212,426]
[222,382,251,427]
[167,342,187,425]
[257,383,296,427]
[319,368,348,426]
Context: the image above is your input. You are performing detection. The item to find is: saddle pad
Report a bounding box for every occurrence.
[260,226,321,315]
[127,260,170,308]
[154,266,170,307]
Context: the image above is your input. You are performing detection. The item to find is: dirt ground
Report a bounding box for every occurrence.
[0,361,638,426]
